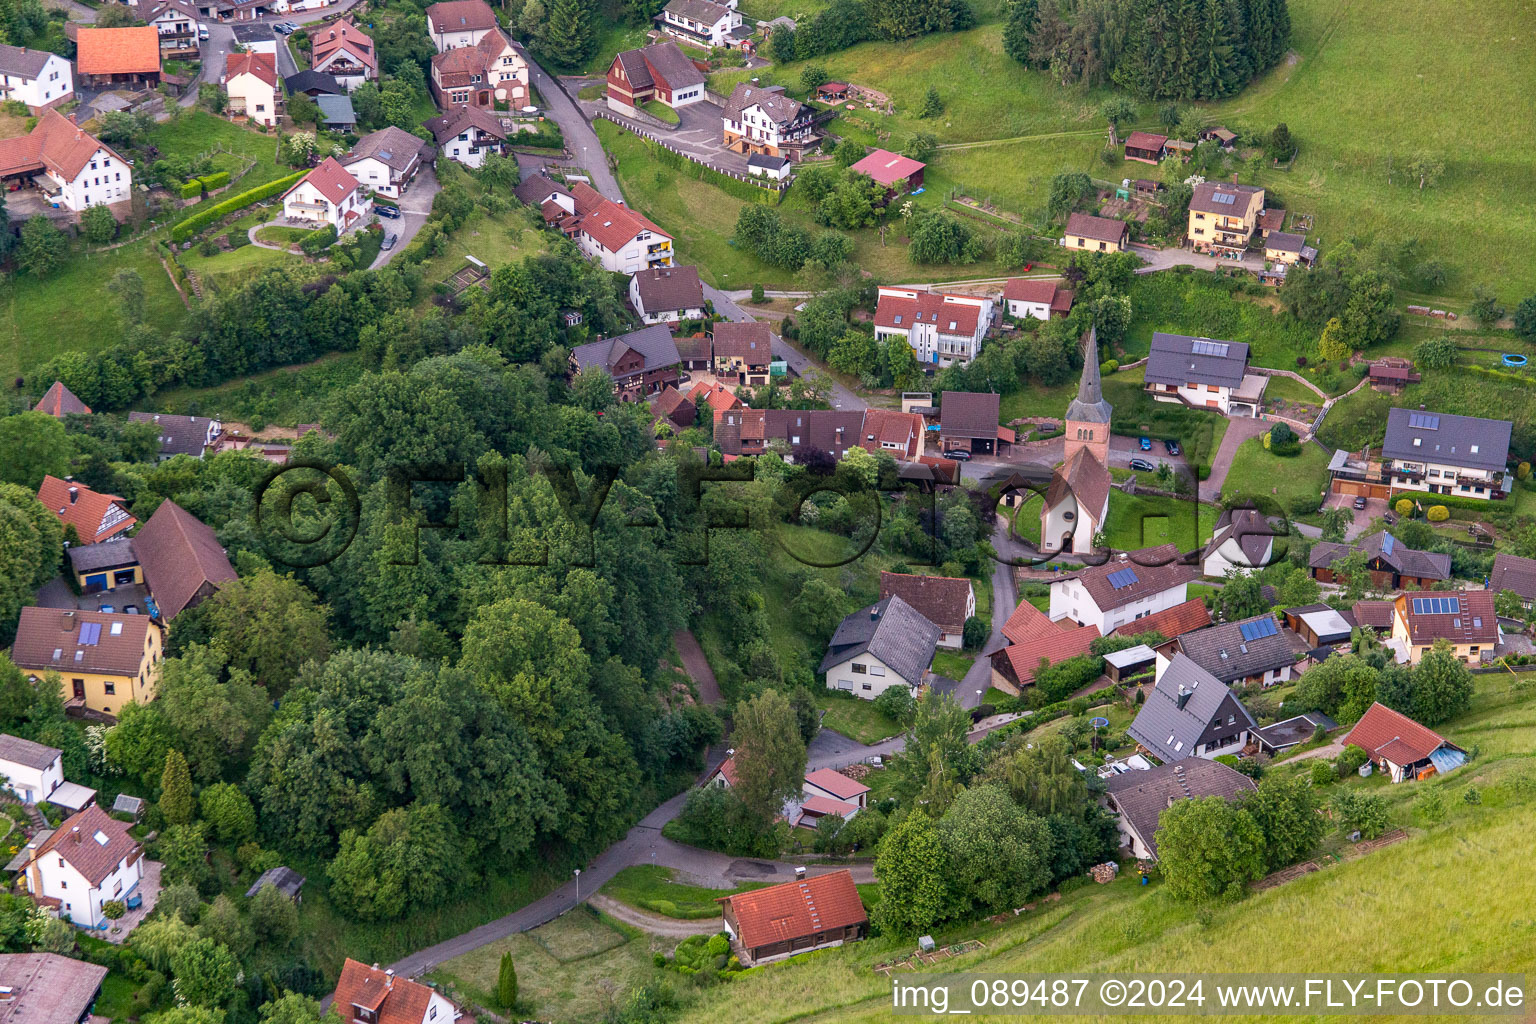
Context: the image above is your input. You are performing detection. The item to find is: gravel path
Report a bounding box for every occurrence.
[588,894,720,938]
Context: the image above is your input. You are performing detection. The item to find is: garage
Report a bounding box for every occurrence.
[1330,478,1391,501]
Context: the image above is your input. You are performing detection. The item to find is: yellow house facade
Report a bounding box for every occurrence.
[9,607,164,717]
[1390,592,1498,665]
[1188,182,1265,253]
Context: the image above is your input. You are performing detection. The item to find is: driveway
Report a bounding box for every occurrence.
[524,54,622,201]
[1322,491,1388,540]
[1200,415,1270,501]
[1132,243,1249,275]
[371,165,439,268]
[579,94,754,176]
[180,20,235,107]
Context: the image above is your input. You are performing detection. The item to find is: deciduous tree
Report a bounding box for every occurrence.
[1155,796,1265,901]
[729,690,807,824]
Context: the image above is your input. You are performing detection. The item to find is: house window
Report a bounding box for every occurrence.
[60,880,67,889]
[851,663,867,674]
[105,683,115,695]
[869,664,886,677]
[861,682,872,691]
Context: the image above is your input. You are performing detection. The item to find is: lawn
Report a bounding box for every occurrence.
[1320,365,1536,455]
[1100,367,1230,470]
[816,692,903,744]
[594,120,1015,290]
[929,648,974,680]
[148,112,289,217]
[429,906,669,1024]
[182,241,307,296]
[641,99,680,125]
[1100,490,1217,553]
[600,865,768,919]
[1219,435,1332,512]
[254,225,308,246]
[0,239,185,382]
[414,205,550,286]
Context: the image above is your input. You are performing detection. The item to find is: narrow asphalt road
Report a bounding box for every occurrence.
[371,165,439,268]
[525,55,623,201]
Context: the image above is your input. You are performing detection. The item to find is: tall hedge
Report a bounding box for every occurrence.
[179,170,234,199]
[171,169,308,242]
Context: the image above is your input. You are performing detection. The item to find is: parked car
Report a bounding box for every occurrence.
[1138,436,1152,451]
[1129,458,1156,473]
[1163,438,1181,456]
[373,203,401,219]
[946,449,972,461]
[1353,495,1368,510]
[380,233,397,251]
[197,25,209,40]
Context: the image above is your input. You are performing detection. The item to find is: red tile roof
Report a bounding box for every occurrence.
[330,959,452,1024]
[796,794,859,823]
[992,617,1099,686]
[1065,212,1128,244]
[858,408,923,457]
[720,869,866,951]
[76,26,160,75]
[132,499,237,621]
[566,181,668,254]
[709,756,739,786]
[312,20,376,74]
[427,0,499,31]
[848,148,925,186]
[223,50,276,88]
[874,290,982,337]
[878,571,972,633]
[1000,599,1061,646]
[1002,278,1059,304]
[0,110,127,182]
[803,768,869,802]
[688,380,742,410]
[285,156,360,206]
[34,381,91,417]
[1394,590,1497,646]
[1343,702,1458,766]
[27,804,139,886]
[1123,130,1167,151]
[1111,596,1210,639]
[37,475,134,543]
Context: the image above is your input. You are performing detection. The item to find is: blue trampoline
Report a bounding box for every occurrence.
[1503,353,1527,367]
[1090,717,1110,728]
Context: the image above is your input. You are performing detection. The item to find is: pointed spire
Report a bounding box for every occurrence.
[1064,327,1112,424]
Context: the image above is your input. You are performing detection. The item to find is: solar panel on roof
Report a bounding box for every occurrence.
[1381,533,1395,555]
[1411,596,1460,615]
[1189,339,1230,357]
[1408,412,1440,429]
[1212,192,1236,205]
[1106,568,1139,590]
[79,622,100,646]
[1238,617,1278,641]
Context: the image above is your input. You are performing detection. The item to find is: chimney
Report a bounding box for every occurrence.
[71,826,81,844]
[1231,173,1239,184]
[68,486,78,504]
[794,866,806,879]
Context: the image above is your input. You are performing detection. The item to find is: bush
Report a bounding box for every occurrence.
[1394,498,1413,516]
[171,169,308,242]
[1308,759,1335,786]
[1101,359,1118,374]
[298,224,338,254]
[1335,744,1369,777]
[872,686,915,725]
[1426,505,1450,522]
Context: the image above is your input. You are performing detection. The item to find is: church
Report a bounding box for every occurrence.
[1039,328,1113,554]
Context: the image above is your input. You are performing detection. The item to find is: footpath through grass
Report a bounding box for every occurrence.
[600,865,769,919]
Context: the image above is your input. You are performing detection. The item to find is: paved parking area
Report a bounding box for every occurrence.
[1323,492,1389,539]
[578,93,758,176]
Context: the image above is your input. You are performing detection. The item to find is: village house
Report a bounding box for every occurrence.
[706,759,870,827]
[1001,277,1073,321]
[569,324,683,399]
[1122,130,1167,164]
[689,378,740,413]
[513,172,575,221]
[1128,652,1257,762]
[428,28,527,110]
[873,286,992,367]
[0,110,132,214]
[937,390,1012,456]
[1342,702,1466,783]
[1110,596,1210,641]
[629,264,706,325]
[310,20,376,91]
[316,92,356,132]
[75,26,160,89]
[0,735,65,805]
[329,958,465,1024]
[34,381,91,417]
[1381,408,1513,500]
[857,407,925,459]
[228,21,277,57]
[1170,613,1297,687]
[1048,545,1198,635]
[1041,332,1112,554]
[1063,212,1128,252]
[650,385,696,432]
[605,40,707,114]
[989,598,1099,694]
[819,595,940,700]
[133,498,239,622]
[1142,332,1266,416]
[0,952,109,1024]
[1104,760,1255,860]
[674,335,713,375]
[127,411,222,459]
[221,50,278,127]
[423,104,508,169]
[712,320,774,386]
[341,126,431,198]
[656,0,747,49]
[66,538,141,595]
[713,408,863,460]
[1187,181,1265,254]
[0,43,73,113]
[848,148,925,196]
[1283,603,1354,649]
[37,475,135,544]
[1308,530,1451,589]
[722,82,820,161]
[552,182,674,272]
[143,0,200,58]
[1389,591,1498,665]
[425,0,499,50]
[1264,230,1314,267]
[280,156,365,231]
[719,869,867,966]
[1201,507,1277,576]
[877,571,974,649]
[1489,552,1536,609]
[9,608,163,716]
[802,768,869,811]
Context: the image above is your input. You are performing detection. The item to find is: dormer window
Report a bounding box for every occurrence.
[352,1007,378,1024]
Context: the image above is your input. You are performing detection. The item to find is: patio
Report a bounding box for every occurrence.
[98,859,162,944]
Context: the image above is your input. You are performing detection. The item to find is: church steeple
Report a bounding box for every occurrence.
[1062,327,1112,466]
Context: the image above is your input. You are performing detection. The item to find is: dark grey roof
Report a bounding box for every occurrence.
[127,412,218,458]
[629,40,705,91]
[344,126,429,173]
[0,733,62,770]
[1104,759,1256,859]
[818,594,940,687]
[315,93,357,126]
[422,104,507,144]
[285,70,344,95]
[1307,531,1450,581]
[66,538,138,574]
[231,22,275,43]
[747,153,790,170]
[111,793,145,816]
[661,0,734,25]
[1175,614,1295,683]
[1143,333,1250,389]
[1127,652,1254,763]
[722,83,804,126]
[1065,327,1112,425]
[246,865,306,899]
[1058,545,1199,612]
[1490,552,1536,601]
[1253,712,1337,752]
[0,42,55,78]
[569,324,682,376]
[938,391,1001,438]
[1382,407,1511,473]
[1202,508,1276,567]
[1267,230,1304,253]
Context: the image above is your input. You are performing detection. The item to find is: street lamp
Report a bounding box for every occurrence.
[573,868,582,901]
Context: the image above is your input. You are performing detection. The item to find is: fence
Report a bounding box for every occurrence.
[591,110,790,199]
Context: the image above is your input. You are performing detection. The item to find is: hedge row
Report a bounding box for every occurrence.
[1463,364,1536,390]
[178,170,234,199]
[633,135,784,206]
[171,169,308,242]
